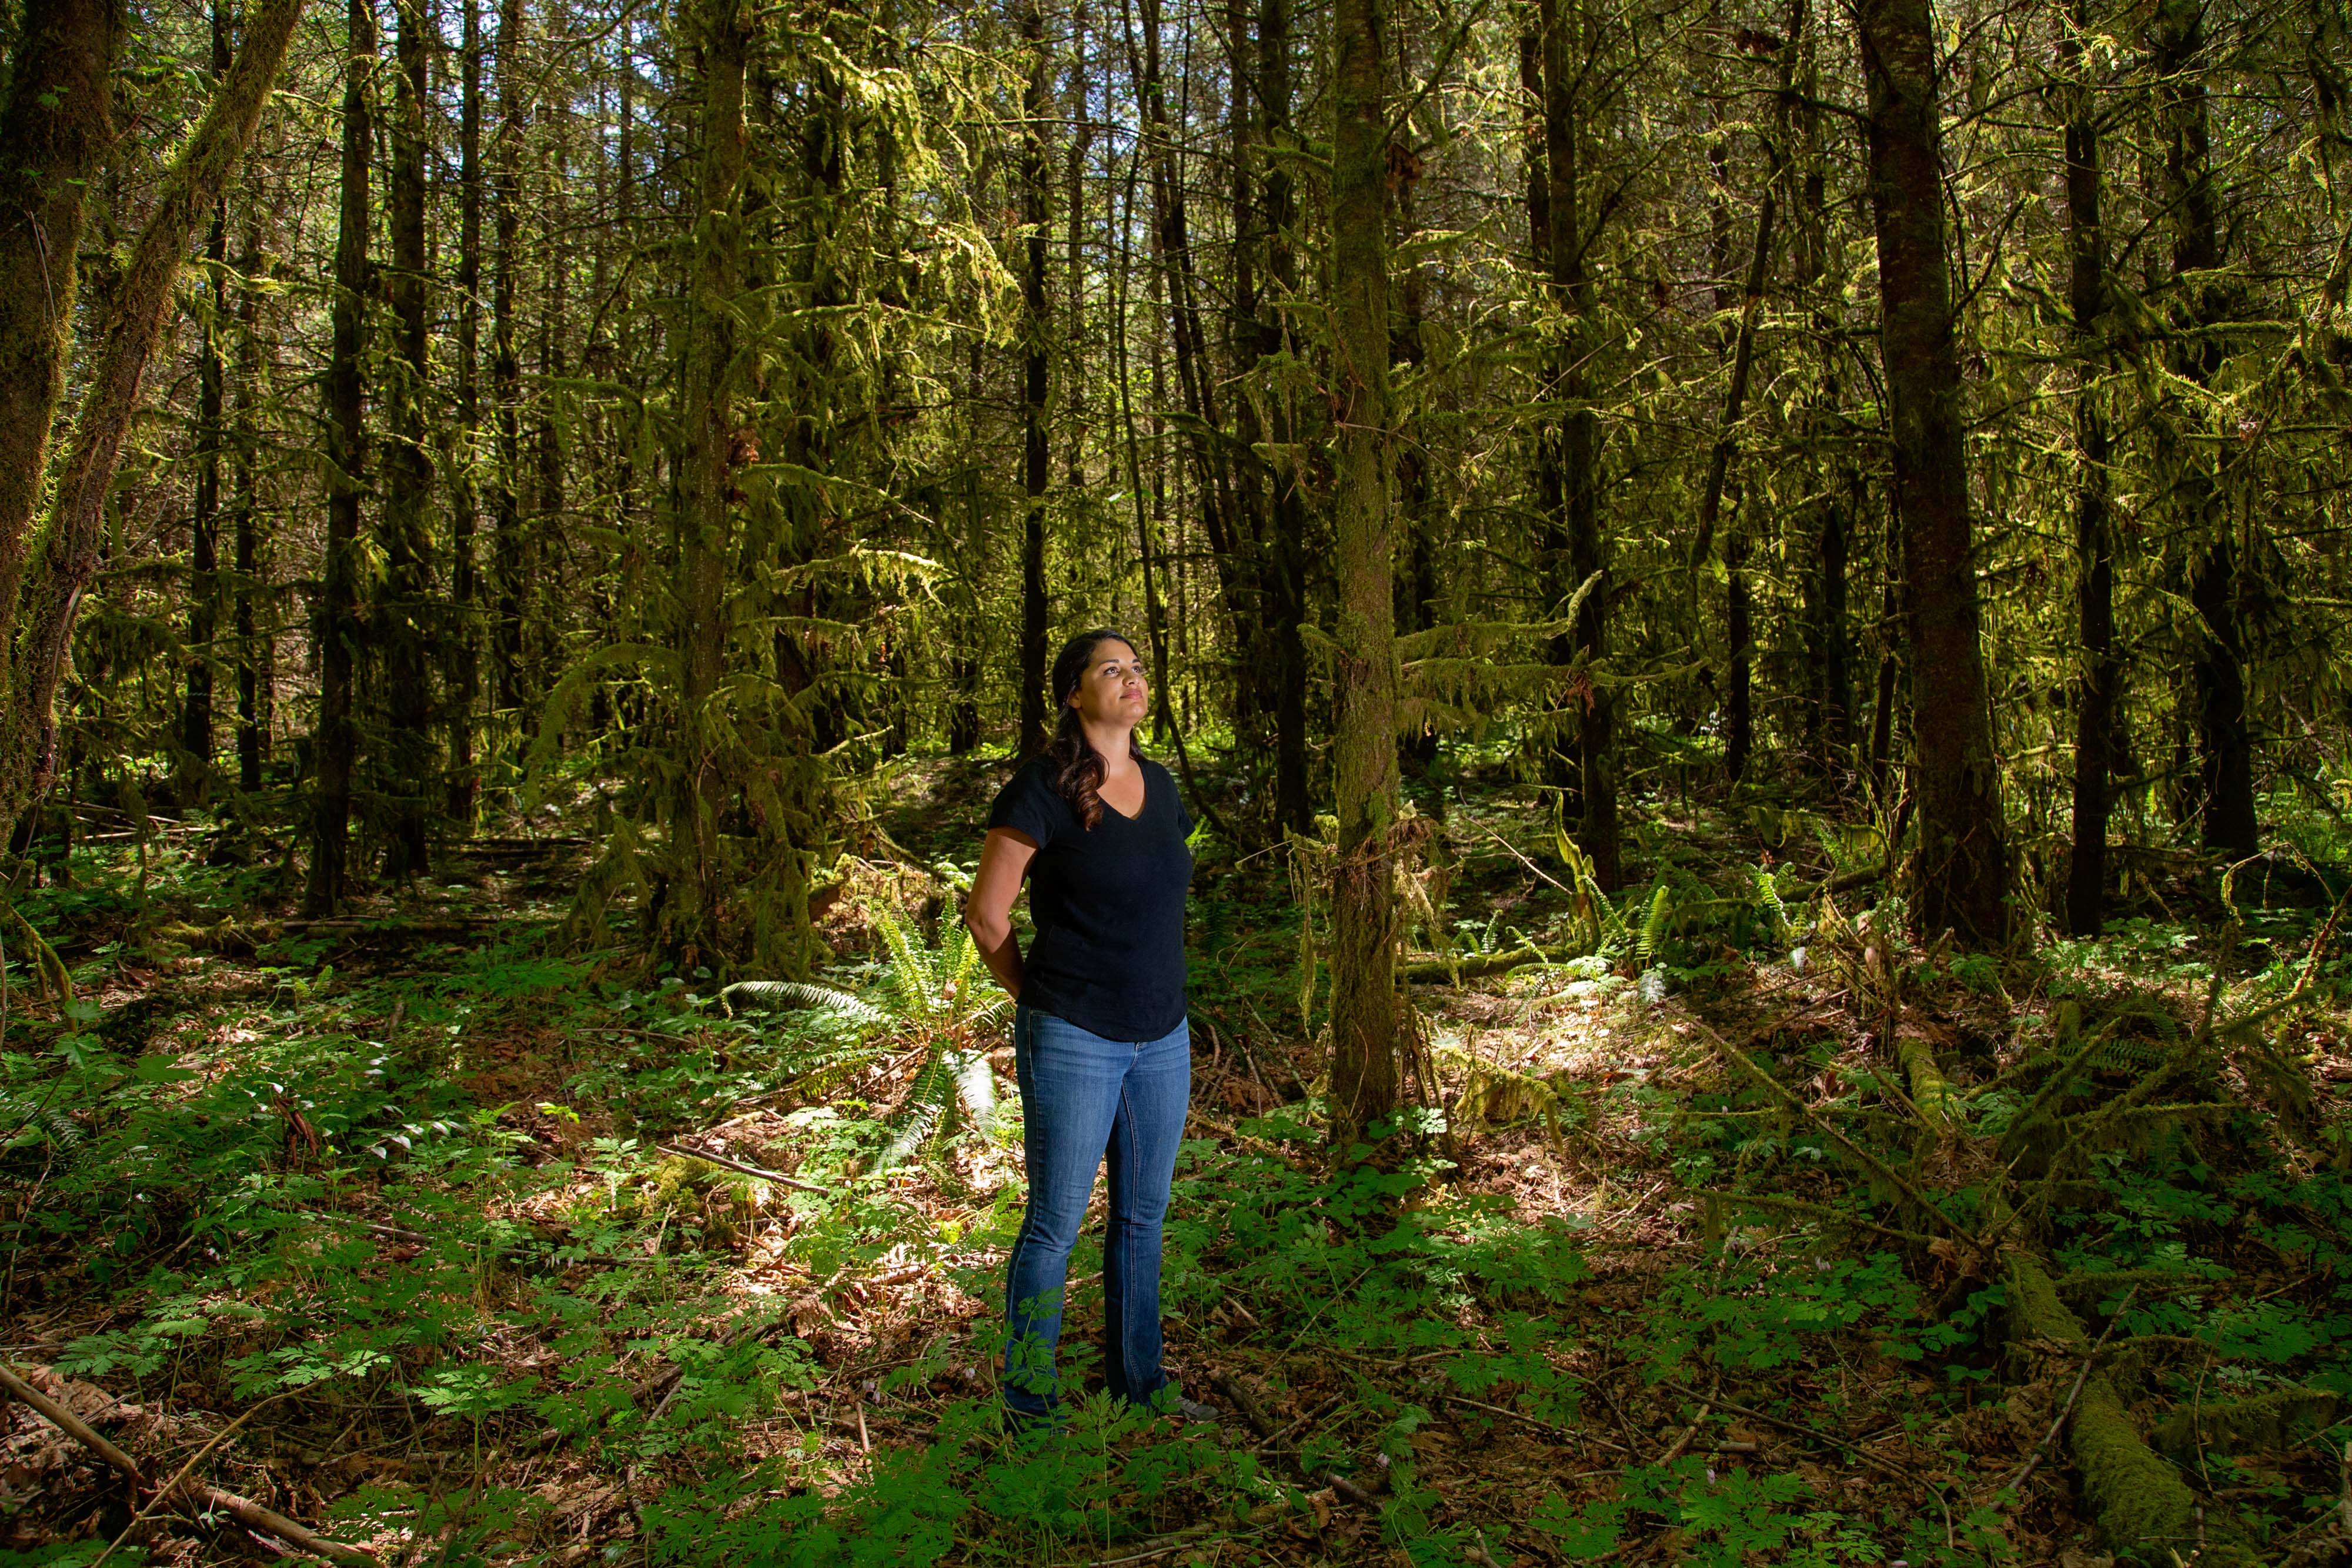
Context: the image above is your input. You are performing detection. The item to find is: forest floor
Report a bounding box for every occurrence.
[5,753,2352,1566]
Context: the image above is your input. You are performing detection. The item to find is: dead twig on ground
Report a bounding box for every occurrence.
[1979,1286,2140,1504]
[0,1364,377,1565]
[654,1141,833,1195]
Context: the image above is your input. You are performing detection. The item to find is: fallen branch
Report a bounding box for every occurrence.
[1656,1396,1716,1463]
[0,1365,376,1566]
[89,1388,302,1568]
[1399,944,1562,984]
[2000,1257,2240,1558]
[654,1141,833,1195]
[1651,1378,1915,1483]
[1695,1016,1967,1237]
[1696,1188,1939,1248]
[1438,1392,1632,1455]
[1982,1285,2138,1503]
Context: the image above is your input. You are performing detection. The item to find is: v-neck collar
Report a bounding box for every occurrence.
[1098,764,1148,824]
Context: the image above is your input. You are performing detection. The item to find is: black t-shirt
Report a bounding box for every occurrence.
[985,754,1193,1041]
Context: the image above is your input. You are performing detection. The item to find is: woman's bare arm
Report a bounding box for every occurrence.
[964,827,1038,1001]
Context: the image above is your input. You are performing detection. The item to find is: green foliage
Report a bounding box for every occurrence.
[1531,1458,1890,1566]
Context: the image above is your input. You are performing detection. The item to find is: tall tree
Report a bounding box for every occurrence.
[1857,0,2009,944]
[490,0,527,731]
[1017,0,1051,757]
[308,0,373,914]
[0,0,125,683]
[667,0,751,957]
[233,209,266,793]
[1537,0,1619,888]
[380,0,436,876]
[0,0,305,837]
[449,0,485,821]
[183,0,235,792]
[1260,0,1309,833]
[2063,0,2117,934]
[1327,0,1401,1154]
[2156,0,2256,858]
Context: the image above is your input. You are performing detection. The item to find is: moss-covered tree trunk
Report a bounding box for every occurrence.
[1856,0,2009,945]
[1326,0,1401,1155]
[0,0,123,756]
[0,0,302,844]
[307,0,370,915]
[666,0,750,962]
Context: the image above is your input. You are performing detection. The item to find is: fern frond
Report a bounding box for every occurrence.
[1638,882,1672,961]
[875,1045,998,1171]
[1753,865,1791,945]
[720,980,888,1027]
[872,904,941,1023]
[0,1095,86,1165]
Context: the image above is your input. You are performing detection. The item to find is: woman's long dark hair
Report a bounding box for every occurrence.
[1048,628,1146,831]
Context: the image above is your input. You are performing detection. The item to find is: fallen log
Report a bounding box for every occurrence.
[2003,1256,2250,1563]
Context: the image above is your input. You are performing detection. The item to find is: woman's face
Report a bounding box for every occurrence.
[1067,640,1148,728]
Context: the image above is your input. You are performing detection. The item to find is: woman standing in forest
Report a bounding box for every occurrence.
[965,628,1213,1430]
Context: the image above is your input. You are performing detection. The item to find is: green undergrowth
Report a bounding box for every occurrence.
[8,805,2352,1564]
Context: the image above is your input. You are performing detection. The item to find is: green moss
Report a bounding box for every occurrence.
[2007,1254,2254,1564]
[2070,1379,2198,1560]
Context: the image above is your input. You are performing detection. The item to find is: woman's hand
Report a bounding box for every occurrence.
[965,827,1038,1001]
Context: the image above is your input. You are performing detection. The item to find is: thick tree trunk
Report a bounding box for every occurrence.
[0,0,123,652]
[1327,0,1400,1155]
[1857,0,2009,945]
[1537,0,1618,888]
[1018,0,1051,758]
[308,0,370,915]
[183,0,232,793]
[2063,0,2116,935]
[380,0,436,878]
[2155,0,2256,859]
[449,0,484,822]
[0,0,300,844]
[491,0,527,729]
[670,0,751,955]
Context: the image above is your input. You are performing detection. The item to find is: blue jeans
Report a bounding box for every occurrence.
[1002,1005,1191,1421]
